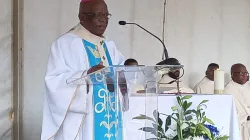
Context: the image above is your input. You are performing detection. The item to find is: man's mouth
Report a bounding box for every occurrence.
[97,26,106,30]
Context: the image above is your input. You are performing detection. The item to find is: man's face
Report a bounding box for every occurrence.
[206,66,219,81]
[128,62,138,66]
[79,1,109,36]
[168,69,180,80]
[232,66,249,85]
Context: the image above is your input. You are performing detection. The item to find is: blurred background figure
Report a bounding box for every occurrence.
[158,58,194,94]
[193,63,219,94]
[124,58,138,66]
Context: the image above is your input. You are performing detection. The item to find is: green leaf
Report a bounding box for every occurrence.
[184,109,196,115]
[186,115,193,121]
[165,115,171,132]
[205,117,215,125]
[171,106,178,111]
[186,102,192,110]
[181,95,192,100]
[153,110,158,121]
[152,123,157,129]
[177,96,182,106]
[133,115,155,122]
[196,109,201,118]
[183,101,188,111]
[202,112,205,118]
[152,123,163,135]
[199,100,209,105]
[158,117,163,127]
[217,136,230,140]
[202,118,206,124]
[197,124,212,139]
[150,124,158,137]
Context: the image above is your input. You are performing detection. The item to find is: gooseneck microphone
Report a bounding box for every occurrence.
[118,21,169,60]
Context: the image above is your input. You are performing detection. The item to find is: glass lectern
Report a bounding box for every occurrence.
[66,65,183,140]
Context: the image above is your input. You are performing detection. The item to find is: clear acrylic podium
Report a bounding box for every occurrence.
[66,65,183,140]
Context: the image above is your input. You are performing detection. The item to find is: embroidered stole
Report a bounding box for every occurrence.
[83,40,123,140]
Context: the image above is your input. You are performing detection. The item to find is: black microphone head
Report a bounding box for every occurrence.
[156,58,180,65]
[119,21,127,25]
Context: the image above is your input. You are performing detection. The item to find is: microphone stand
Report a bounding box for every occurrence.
[119,21,168,60]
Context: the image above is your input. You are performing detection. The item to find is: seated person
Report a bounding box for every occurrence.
[124,58,145,93]
[193,63,219,94]
[224,63,250,140]
[124,58,138,66]
[157,58,195,94]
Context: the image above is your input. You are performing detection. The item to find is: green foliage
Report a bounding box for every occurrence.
[133,95,229,140]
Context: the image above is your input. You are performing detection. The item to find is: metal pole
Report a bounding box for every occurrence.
[12,0,24,139]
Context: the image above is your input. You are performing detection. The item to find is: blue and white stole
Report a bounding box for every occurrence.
[83,40,123,140]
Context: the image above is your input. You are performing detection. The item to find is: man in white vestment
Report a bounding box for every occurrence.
[225,63,250,140]
[193,63,219,94]
[158,58,194,94]
[41,0,125,140]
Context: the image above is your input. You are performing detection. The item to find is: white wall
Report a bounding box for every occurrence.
[22,0,250,139]
[0,0,12,139]
[164,0,250,86]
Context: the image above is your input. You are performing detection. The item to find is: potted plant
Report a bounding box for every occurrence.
[133,95,229,140]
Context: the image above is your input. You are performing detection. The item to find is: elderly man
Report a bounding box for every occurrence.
[41,0,125,140]
[193,63,219,94]
[225,63,250,140]
[158,58,194,94]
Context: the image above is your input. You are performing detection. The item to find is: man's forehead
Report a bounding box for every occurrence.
[80,0,105,5]
[80,0,107,12]
[208,66,218,70]
[238,66,247,71]
[233,65,247,72]
[81,0,91,3]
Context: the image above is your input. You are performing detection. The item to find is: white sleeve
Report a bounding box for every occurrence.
[44,38,88,126]
[108,41,125,65]
[193,85,202,94]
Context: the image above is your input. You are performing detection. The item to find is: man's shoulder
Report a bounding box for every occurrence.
[224,81,236,94]
[105,40,116,49]
[50,33,84,51]
[194,78,207,88]
[54,33,80,44]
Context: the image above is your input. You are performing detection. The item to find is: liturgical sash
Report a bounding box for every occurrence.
[83,40,123,140]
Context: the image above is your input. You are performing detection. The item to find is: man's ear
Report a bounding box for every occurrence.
[205,71,208,76]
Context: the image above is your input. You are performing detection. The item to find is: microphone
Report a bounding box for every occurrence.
[118,20,169,61]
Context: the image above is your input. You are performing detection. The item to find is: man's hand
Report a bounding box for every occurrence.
[87,62,105,74]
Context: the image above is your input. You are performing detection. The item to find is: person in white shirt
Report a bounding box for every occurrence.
[41,0,125,140]
[193,63,219,94]
[225,63,250,140]
[124,58,145,94]
[158,58,194,94]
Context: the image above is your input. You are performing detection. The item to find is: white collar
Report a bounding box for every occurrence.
[69,23,105,45]
[230,80,247,88]
[203,77,214,83]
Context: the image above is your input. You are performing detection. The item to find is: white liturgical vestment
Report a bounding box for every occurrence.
[193,77,214,94]
[225,81,250,140]
[41,23,124,140]
[159,75,194,94]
